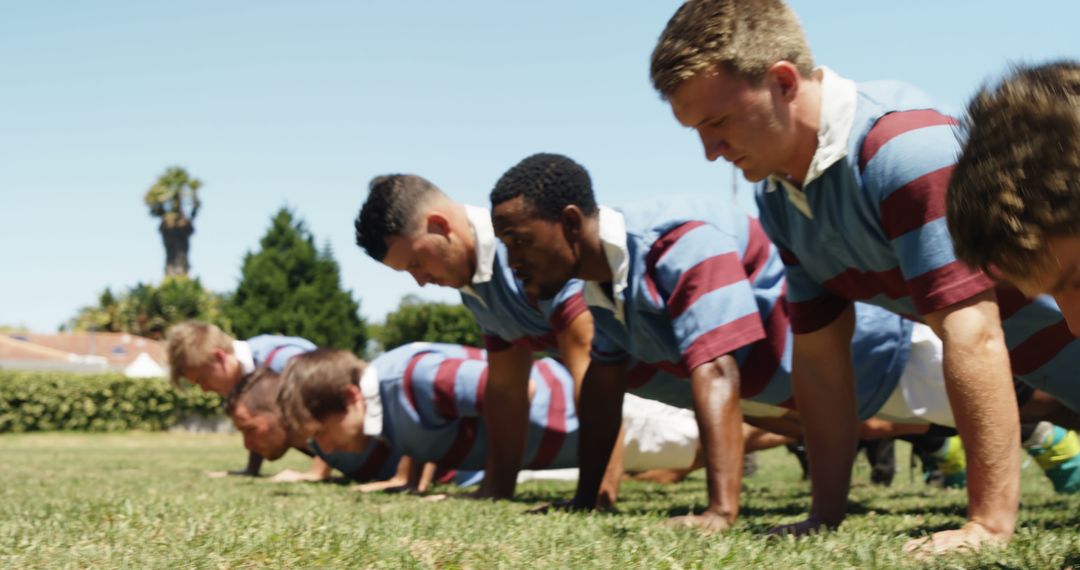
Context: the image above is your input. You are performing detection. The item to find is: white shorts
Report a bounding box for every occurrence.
[874,323,956,427]
[515,394,702,482]
[620,393,700,471]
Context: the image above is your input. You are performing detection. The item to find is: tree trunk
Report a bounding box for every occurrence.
[160,219,194,277]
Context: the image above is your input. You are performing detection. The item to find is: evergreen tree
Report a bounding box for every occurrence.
[226,208,367,354]
[373,294,482,352]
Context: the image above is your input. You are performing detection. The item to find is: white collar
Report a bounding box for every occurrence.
[359,363,383,438]
[583,206,629,322]
[766,66,857,218]
[463,204,497,285]
[232,340,255,374]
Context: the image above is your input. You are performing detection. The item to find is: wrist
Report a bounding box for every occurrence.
[704,505,737,523]
[967,518,1014,541]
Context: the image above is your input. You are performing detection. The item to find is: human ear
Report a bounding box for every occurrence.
[561,206,584,240]
[768,61,801,101]
[426,213,452,238]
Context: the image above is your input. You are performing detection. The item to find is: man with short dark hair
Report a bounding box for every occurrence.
[354,176,596,500]
[488,152,947,531]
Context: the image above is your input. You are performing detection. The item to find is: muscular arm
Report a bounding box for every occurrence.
[553,311,632,505]
[480,342,534,499]
[678,354,744,529]
[571,361,627,509]
[243,451,264,476]
[922,290,1018,541]
[775,303,859,532]
[555,311,594,397]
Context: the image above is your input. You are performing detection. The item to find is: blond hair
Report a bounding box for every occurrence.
[948,60,1080,279]
[164,321,235,388]
[650,0,813,98]
[278,348,368,434]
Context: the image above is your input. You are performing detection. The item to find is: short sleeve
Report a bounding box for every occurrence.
[860,109,994,315]
[646,221,766,371]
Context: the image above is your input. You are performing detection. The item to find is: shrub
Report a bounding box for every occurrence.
[0,371,223,433]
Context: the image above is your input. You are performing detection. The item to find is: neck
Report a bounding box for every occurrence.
[780,69,824,186]
[576,215,612,283]
[448,201,479,277]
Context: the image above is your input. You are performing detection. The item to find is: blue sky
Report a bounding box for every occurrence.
[2,1,1077,332]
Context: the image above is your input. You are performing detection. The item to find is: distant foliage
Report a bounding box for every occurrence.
[373,294,482,352]
[0,371,222,433]
[144,166,203,277]
[68,277,229,340]
[226,208,368,355]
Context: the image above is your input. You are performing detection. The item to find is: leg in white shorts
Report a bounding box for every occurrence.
[874,323,956,428]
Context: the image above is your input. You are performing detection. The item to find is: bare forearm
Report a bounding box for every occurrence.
[482,346,533,498]
[795,364,858,525]
[305,457,333,481]
[244,451,264,476]
[691,359,743,521]
[415,462,437,493]
[792,304,858,526]
[940,325,1019,536]
[572,367,625,509]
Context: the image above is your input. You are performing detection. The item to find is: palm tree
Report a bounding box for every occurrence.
[144,166,203,277]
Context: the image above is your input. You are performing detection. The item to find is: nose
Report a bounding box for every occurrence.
[699,130,729,163]
[409,270,429,287]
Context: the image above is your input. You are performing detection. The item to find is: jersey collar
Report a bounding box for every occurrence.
[233,340,255,374]
[464,204,497,286]
[766,66,857,218]
[584,205,629,322]
[359,363,383,438]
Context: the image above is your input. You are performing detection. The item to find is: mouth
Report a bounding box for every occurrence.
[731,156,747,167]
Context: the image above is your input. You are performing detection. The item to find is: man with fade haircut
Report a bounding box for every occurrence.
[650,0,1080,553]
[353,174,598,500]
[488,153,970,531]
[278,344,751,498]
[948,60,1080,335]
[165,320,325,478]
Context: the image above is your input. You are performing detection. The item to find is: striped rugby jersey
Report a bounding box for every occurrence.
[755,68,1080,409]
[369,342,578,470]
[460,205,588,352]
[309,439,402,483]
[243,335,317,373]
[587,198,912,419]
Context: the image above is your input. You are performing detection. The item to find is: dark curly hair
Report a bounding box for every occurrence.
[354,174,441,261]
[489,153,597,221]
[947,60,1080,277]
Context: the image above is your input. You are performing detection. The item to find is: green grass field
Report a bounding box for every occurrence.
[1,433,1079,569]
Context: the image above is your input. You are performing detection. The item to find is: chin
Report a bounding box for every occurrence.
[263,447,288,461]
[740,168,769,183]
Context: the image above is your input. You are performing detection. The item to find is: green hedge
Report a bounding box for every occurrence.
[0,371,223,433]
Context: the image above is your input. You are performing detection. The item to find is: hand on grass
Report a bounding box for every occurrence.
[526,499,590,515]
[206,470,258,479]
[902,522,1006,558]
[268,469,323,483]
[666,511,733,533]
[351,480,409,494]
[766,516,835,538]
